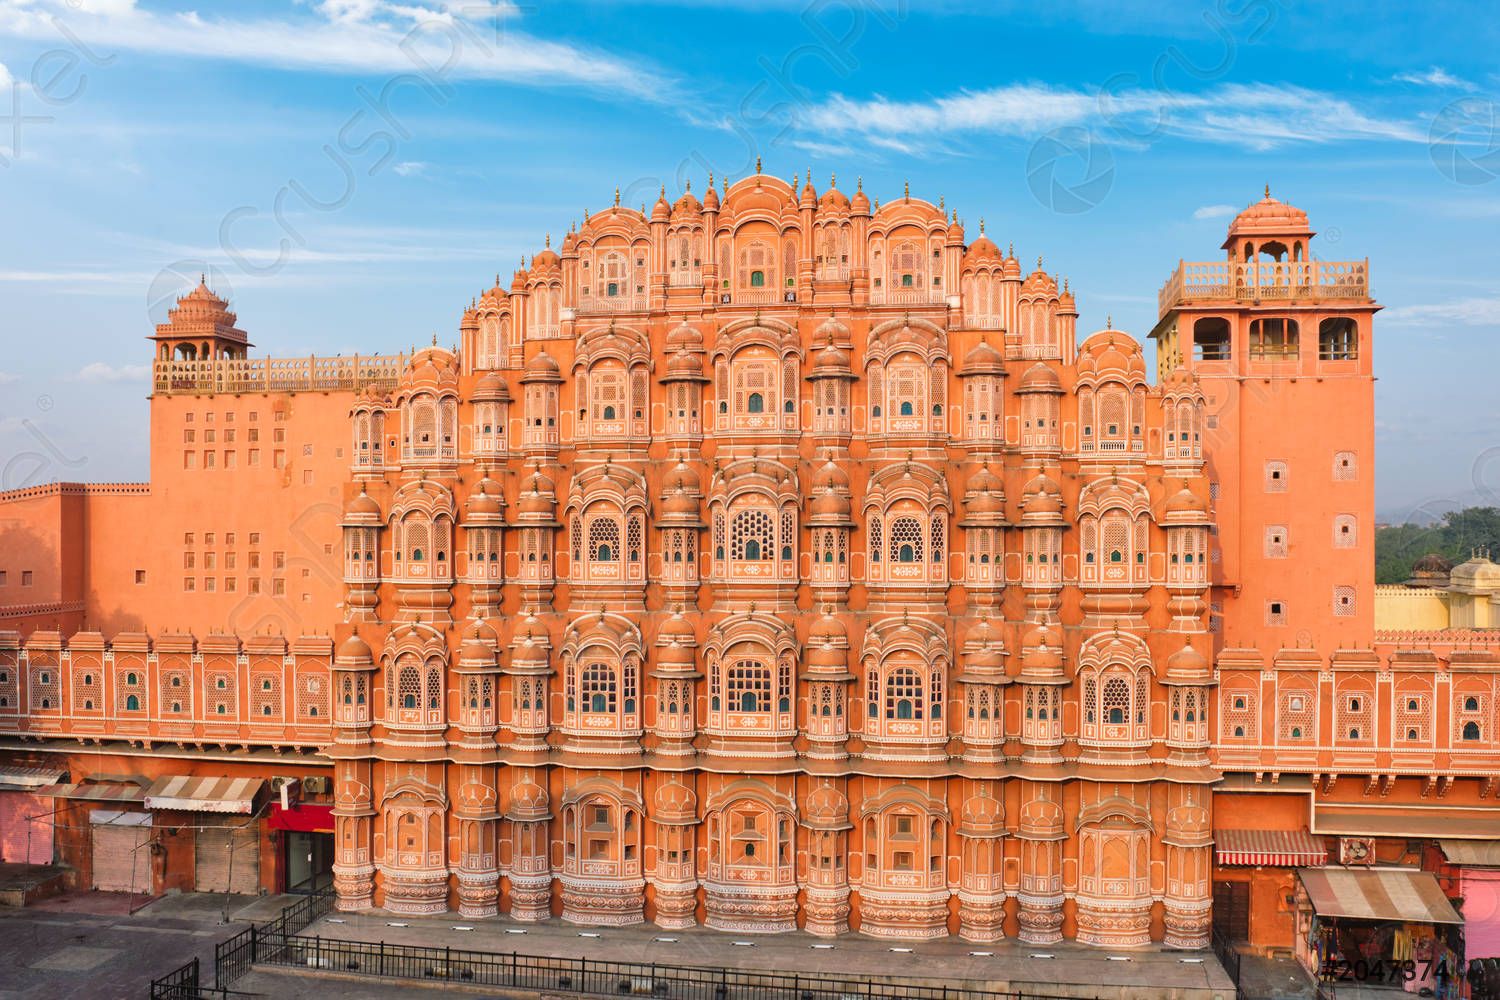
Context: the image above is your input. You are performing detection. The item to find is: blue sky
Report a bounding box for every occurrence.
[0,0,1497,520]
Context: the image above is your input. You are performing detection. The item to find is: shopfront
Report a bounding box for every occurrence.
[143,774,267,895]
[1439,840,1500,961]
[269,802,334,893]
[1296,867,1464,996]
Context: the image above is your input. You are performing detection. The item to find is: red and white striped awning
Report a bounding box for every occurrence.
[144,775,264,814]
[1216,828,1327,867]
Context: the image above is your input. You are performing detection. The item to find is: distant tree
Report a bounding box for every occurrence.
[1374,507,1500,583]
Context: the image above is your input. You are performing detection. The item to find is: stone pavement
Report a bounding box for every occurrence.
[289,908,1235,1000]
[0,890,294,1000]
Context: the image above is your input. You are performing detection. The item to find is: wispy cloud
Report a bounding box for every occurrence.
[392,161,428,177]
[72,362,151,382]
[0,1,668,100]
[1382,297,1500,326]
[0,371,19,385]
[1193,204,1237,220]
[1392,67,1475,91]
[796,82,1427,152]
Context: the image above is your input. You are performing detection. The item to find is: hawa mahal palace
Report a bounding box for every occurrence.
[1,168,1496,954]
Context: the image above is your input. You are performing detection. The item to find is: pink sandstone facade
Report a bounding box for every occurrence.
[1,173,1496,951]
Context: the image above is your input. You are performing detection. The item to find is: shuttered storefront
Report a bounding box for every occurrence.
[194,820,260,894]
[90,811,152,893]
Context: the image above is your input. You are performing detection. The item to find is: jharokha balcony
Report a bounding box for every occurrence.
[1157,258,1370,318]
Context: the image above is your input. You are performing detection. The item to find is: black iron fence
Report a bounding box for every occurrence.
[1210,926,1241,987]
[228,930,1075,1000]
[147,956,257,1000]
[212,885,335,989]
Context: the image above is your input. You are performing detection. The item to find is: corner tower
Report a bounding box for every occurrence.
[1150,190,1377,645]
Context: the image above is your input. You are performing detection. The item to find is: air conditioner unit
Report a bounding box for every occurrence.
[302,776,330,795]
[1340,836,1376,866]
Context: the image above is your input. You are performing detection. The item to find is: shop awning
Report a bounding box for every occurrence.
[1299,868,1462,925]
[1440,840,1500,867]
[268,803,334,834]
[0,766,65,790]
[1216,828,1327,867]
[43,782,146,805]
[144,776,264,814]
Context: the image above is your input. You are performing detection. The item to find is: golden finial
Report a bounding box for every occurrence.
[685,178,691,192]
[857,175,863,191]
[755,155,762,174]
[830,171,836,187]
[1265,183,1271,198]
[792,171,799,190]
[431,333,438,346]
[583,207,589,220]
[708,170,713,187]
[1107,314,1113,328]
[1037,255,1044,269]
[545,232,550,248]
[1008,241,1014,256]
[1064,277,1070,293]
[722,175,728,194]
[979,217,985,235]
[613,187,620,206]
[660,184,665,198]
[939,195,945,211]
[903,179,909,200]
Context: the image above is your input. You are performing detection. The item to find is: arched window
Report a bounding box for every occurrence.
[125,694,140,711]
[885,666,924,720]
[747,392,764,413]
[731,509,773,561]
[582,663,616,714]
[1463,721,1481,741]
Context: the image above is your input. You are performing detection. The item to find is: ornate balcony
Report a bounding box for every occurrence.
[1158,259,1370,317]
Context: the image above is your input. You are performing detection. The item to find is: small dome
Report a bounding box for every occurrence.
[1162,486,1210,521]
[508,778,549,821]
[651,189,671,222]
[1018,362,1062,393]
[819,185,850,211]
[850,181,870,214]
[467,479,505,517]
[966,234,1002,261]
[343,488,381,520]
[805,780,849,826]
[459,632,497,666]
[665,349,705,379]
[662,490,700,518]
[813,459,850,492]
[336,634,373,663]
[810,488,851,519]
[521,350,561,381]
[1021,472,1064,517]
[1019,624,1063,674]
[663,459,701,494]
[473,370,511,402]
[811,343,852,374]
[666,321,703,351]
[701,181,720,211]
[653,779,698,822]
[960,792,1004,835]
[672,189,702,216]
[1166,638,1210,679]
[809,611,848,646]
[961,338,1005,375]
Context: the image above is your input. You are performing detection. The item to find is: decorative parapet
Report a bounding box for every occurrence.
[152,353,410,396]
[1158,259,1370,317]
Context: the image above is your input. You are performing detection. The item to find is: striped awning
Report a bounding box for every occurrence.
[144,775,264,814]
[1299,868,1462,925]
[0,766,65,789]
[1439,840,1500,867]
[43,782,147,804]
[1216,828,1327,867]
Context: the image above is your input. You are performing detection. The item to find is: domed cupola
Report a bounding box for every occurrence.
[806,610,851,673]
[1017,624,1066,684]
[521,350,561,383]
[473,370,512,403]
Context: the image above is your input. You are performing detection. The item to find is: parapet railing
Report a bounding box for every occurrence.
[152,353,409,396]
[1158,259,1370,316]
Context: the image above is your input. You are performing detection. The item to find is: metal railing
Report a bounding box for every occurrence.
[1210,926,1241,988]
[148,957,256,1000]
[214,886,336,989]
[228,932,1077,1000]
[152,353,408,396]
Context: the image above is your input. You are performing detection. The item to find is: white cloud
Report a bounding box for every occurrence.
[1382,297,1500,326]
[72,362,151,382]
[0,1,666,100]
[0,371,18,384]
[392,160,427,177]
[1193,204,1237,220]
[796,82,1426,151]
[1393,67,1475,91]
